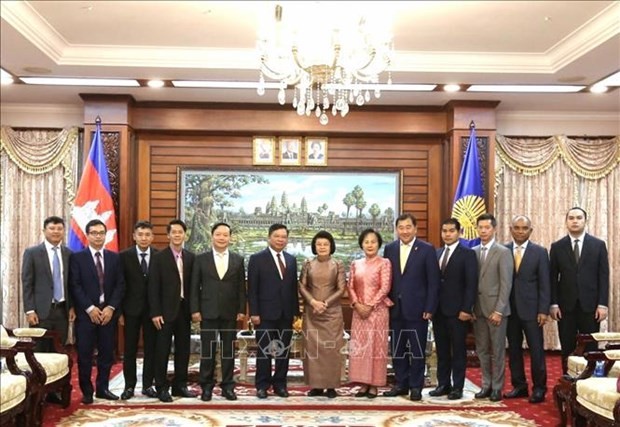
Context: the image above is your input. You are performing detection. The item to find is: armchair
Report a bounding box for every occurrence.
[1,338,35,427]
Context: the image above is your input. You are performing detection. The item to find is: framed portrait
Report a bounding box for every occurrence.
[304,137,328,166]
[278,137,302,166]
[252,136,275,165]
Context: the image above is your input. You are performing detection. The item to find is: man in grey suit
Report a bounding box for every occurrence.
[472,213,513,402]
[504,216,550,404]
[22,216,75,351]
[190,222,246,402]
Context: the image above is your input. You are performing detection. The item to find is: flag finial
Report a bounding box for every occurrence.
[469,120,475,130]
[95,116,102,125]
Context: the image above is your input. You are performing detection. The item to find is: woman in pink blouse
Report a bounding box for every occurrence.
[347,228,393,398]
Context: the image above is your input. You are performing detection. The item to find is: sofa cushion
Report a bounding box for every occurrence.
[15,352,69,384]
[0,372,27,413]
[576,377,620,421]
[568,355,620,378]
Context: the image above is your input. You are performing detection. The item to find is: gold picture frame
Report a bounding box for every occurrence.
[252,136,276,165]
[304,137,328,166]
[278,137,302,166]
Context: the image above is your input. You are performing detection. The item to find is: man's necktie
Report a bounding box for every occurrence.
[216,252,227,279]
[400,244,411,274]
[480,247,487,263]
[277,253,287,279]
[440,246,450,273]
[52,247,62,302]
[514,246,522,272]
[95,252,104,304]
[140,252,148,276]
[176,254,184,299]
[573,239,580,264]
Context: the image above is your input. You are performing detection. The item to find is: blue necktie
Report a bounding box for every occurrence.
[52,247,62,302]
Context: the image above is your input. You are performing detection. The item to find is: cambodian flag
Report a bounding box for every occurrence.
[67,118,118,251]
[450,122,487,248]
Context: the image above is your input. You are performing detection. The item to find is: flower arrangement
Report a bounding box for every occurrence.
[292,316,303,334]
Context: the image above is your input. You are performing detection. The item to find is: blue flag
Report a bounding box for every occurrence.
[450,125,487,248]
[68,120,119,252]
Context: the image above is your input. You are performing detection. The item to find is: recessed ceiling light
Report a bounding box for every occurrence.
[1,68,14,85]
[147,79,165,88]
[590,84,608,94]
[467,85,584,93]
[443,84,460,92]
[20,77,140,87]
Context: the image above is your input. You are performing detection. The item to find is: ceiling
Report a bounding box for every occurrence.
[1,1,619,113]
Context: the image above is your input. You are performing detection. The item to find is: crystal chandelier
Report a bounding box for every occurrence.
[256,3,393,125]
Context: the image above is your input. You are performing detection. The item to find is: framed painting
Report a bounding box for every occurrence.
[179,169,401,270]
[304,137,328,166]
[278,137,302,166]
[253,136,275,165]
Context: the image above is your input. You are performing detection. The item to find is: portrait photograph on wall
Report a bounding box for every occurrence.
[278,137,302,166]
[252,136,275,165]
[305,137,328,166]
[179,169,401,269]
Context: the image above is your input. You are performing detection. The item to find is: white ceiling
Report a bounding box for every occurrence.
[1,1,619,113]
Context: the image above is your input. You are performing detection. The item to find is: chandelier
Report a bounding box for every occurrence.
[256,3,394,125]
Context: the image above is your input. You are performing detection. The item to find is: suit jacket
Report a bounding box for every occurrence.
[549,234,609,312]
[120,246,158,316]
[22,242,72,319]
[189,250,246,320]
[473,242,513,317]
[282,151,298,159]
[384,238,441,320]
[69,248,125,320]
[505,241,550,321]
[436,244,478,316]
[247,248,299,320]
[149,246,195,322]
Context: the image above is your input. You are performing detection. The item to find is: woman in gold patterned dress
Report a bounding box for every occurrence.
[299,230,346,398]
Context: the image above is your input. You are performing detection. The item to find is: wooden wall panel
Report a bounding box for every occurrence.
[137,134,443,247]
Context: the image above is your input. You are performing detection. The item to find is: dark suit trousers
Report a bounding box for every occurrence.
[199,318,237,390]
[433,312,468,390]
[123,311,157,390]
[389,317,428,390]
[75,316,116,396]
[255,318,293,391]
[154,302,191,390]
[36,303,69,352]
[558,301,598,358]
[507,314,547,392]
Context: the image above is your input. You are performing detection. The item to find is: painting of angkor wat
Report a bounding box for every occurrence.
[179,169,401,270]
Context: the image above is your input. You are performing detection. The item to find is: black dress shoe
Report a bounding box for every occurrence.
[171,386,197,398]
[448,389,463,400]
[201,389,212,402]
[383,386,409,397]
[158,390,173,402]
[429,385,452,397]
[475,388,491,399]
[366,387,378,399]
[409,388,422,401]
[95,389,120,401]
[325,388,337,399]
[222,388,237,401]
[528,390,545,404]
[274,387,289,398]
[307,388,324,396]
[81,395,93,405]
[256,389,268,399]
[504,387,529,399]
[354,388,368,398]
[120,388,134,400]
[489,390,502,402]
[142,386,158,398]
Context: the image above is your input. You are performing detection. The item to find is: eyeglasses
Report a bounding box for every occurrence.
[88,231,106,236]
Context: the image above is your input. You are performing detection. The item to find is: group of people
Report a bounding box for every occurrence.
[21,206,609,405]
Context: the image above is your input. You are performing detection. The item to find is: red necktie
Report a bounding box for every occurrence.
[277,253,287,278]
[95,252,104,303]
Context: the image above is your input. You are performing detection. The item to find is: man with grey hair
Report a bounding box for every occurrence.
[504,215,550,404]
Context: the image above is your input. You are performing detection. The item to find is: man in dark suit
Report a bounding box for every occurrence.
[383,213,441,401]
[472,213,513,402]
[247,223,299,399]
[149,218,197,402]
[549,207,609,374]
[119,220,158,400]
[190,222,246,401]
[22,216,75,352]
[281,141,298,160]
[70,219,125,404]
[504,215,550,404]
[429,218,478,400]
